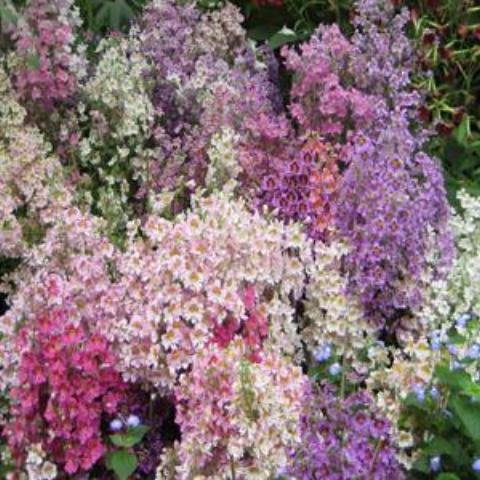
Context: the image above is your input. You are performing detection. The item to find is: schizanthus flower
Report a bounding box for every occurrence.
[285,382,404,479]
[0,67,71,258]
[7,0,86,113]
[6,306,127,475]
[113,191,311,387]
[162,338,306,479]
[282,0,453,330]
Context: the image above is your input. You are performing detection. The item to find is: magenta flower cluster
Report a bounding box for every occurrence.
[6,306,127,475]
[7,0,84,113]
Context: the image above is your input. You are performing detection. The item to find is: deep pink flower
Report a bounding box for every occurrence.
[6,305,128,475]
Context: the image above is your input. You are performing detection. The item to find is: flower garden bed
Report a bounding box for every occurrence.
[0,0,479,478]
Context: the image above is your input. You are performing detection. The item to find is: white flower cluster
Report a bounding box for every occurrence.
[78,33,156,232]
[205,127,241,191]
[415,190,480,336]
[0,68,71,258]
[83,33,154,142]
[366,338,439,468]
[25,444,57,480]
[303,241,375,359]
[448,190,480,319]
[229,350,305,477]
[112,190,312,388]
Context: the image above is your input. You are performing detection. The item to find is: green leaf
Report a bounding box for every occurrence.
[110,425,149,448]
[435,363,480,398]
[423,437,469,465]
[412,455,430,474]
[450,395,480,441]
[268,26,297,50]
[109,450,137,480]
[93,0,135,31]
[0,5,17,24]
[403,391,429,411]
[247,24,279,42]
[424,437,459,457]
[435,364,472,392]
[454,117,470,145]
[128,425,149,441]
[26,53,40,70]
[436,474,460,480]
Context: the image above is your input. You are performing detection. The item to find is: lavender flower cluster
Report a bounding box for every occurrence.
[285,383,404,479]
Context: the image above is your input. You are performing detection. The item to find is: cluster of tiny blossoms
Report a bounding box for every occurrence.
[24,444,57,480]
[282,23,375,137]
[0,207,120,391]
[0,67,71,258]
[6,0,86,113]
[285,382,404,480]
[303,241,376,360]
[258,135,340,240]
[365,338,438,465]
[416,191,480,331]
[139,0,288,196]
[76,33,156,234]
[281,0,453,331]
[6,306,127,475]
[159,338,306,479]
[112,190,312,388]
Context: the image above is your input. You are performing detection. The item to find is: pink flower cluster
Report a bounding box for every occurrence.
[171,338,306,478]
[6,306,127,474]
[111,192,310,387]
[8,0,84,112]
[282,25,375,137]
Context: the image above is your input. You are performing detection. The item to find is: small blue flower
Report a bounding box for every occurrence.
[472,458,480,472]
[467,344,480,360]
[448,344,458,356]
[451,360,462,370]
[328,363,342,376]
[110,418,123,432]
[430,386,440,401]
[313,344,332,363]
[127,414,141,428]
[456,313,471,328]
[431,337,442,351]
[430,456,441,472]
[412,385,425,403]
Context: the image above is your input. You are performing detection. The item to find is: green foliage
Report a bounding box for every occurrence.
[76,0,148,32]
[106,425,149,480]
[238,359,260,421]
[110,425,150,448]
[233,0,353,47]
[408,0,480,202]
[429,121,480,206]
[106,450,138,480]
[410,0,480,135]
[0,1,18,24]
[401,322,480,480]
